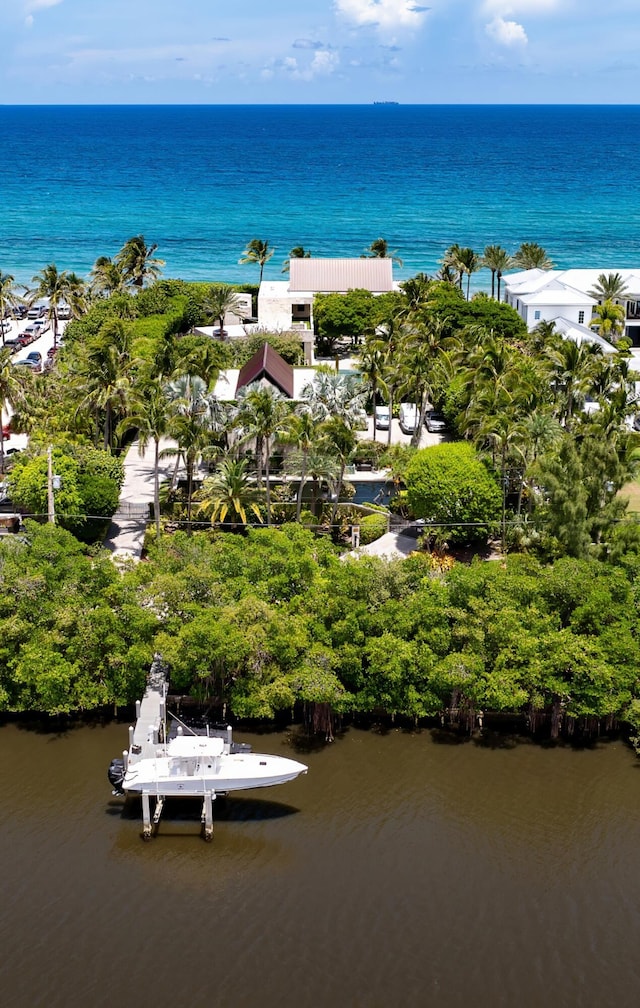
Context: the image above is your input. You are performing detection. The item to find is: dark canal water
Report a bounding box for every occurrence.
[1,720,640,1008]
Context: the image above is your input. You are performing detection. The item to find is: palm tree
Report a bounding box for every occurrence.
[456,247,482,300]
[75,319,135,448]
[299,371,367,428]
[513,242,554,270]
[285,445,339,519]
[282,246,311,274]
[239,238,274,284]
[280,409,319,521]
[0,272,24,344]
[396,317,447,447]
[440,244,465,290]
[202,283,243,334]
[0,347,25,472]
[546,338,603,427]
[482,245,513,300]
[29,264,87,349]
[399,273,433,312]
[163,374,222,524]
[357,345,386,442]
[473,407,526,552]
[114,235,165,288]
[196,457,263,528]
[234,384,291,525]
[362,238,403,267]
[89,256,126,298]
[590,299,626,342]
[588,272,629,304]
[319,416,357,528]
[116,380,172,540]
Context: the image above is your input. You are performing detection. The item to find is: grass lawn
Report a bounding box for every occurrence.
[619,480,640,514]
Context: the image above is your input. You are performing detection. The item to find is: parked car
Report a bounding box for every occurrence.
[25,350,42,370]
[26,305,43,320]
[4,334,21,351]
[0,319,12,335]
[15,357,41,372]
[18,326,39,345]
[399,402,419,435]
[374,405,390,430]
[57,304,71,320]
[425,410,447,433]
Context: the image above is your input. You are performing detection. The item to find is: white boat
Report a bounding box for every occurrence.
[112,728,308,797]
[107,659,308,839]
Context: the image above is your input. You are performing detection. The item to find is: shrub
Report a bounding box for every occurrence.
[358,512,388,545]
[405,442,501,544]
[353,439,387,467]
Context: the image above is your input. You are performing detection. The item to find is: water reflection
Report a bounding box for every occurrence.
[1,721,640,1008]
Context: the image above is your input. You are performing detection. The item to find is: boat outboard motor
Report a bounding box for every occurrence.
[108,758,126,794]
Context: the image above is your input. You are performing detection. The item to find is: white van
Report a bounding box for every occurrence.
[374,405,390,430]
[399,403,418,434]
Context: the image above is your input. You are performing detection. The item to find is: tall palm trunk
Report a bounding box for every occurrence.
[264,434,272,526]
[330,461,346,529]
[387,387,395,447]
[186,452,196,528]
[153,437,161,539]
[295,450,309,521]
[412,390,430,449]
[104,402,112,451]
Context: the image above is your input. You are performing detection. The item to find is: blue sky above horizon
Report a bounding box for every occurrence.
[1,0,638,105]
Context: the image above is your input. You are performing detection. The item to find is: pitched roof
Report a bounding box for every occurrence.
[235,343,294,399]
[289,257,394,293]
[553,316,616,353]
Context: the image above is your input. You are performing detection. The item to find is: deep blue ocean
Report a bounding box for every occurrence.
[2,105,640,289]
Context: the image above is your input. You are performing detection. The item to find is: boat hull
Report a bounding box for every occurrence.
[122,752,307,797]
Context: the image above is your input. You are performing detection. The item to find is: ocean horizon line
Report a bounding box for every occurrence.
[2,101,640,108]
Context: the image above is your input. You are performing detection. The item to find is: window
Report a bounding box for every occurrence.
[534,310,541,320]
[578,311,585,324]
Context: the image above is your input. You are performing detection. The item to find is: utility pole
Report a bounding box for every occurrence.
[47,445,56,524]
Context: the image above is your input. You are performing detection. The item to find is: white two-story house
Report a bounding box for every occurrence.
[503,268,640,352]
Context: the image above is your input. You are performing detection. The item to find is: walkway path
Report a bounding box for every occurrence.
[104,437,178,563]
[345,528,421,561]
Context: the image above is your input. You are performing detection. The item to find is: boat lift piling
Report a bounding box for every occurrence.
[201,792,215,842]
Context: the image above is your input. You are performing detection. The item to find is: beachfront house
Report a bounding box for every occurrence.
[257,257,400,362]
[503,267,640,352]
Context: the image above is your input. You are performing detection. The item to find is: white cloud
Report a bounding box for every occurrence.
[308,50,340,76]
[482,0,562,13]
[262,49,339,82]
[485,16,528,46]
[25,0,63,10]
[335,0,429,31]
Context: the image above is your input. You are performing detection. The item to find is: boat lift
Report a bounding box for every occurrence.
[113,657,218,841]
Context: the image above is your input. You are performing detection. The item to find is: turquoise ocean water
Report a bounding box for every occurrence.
[2,104,640,288]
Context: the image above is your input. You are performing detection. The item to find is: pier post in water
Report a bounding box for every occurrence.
[201,791,215,842]
[142,791,152,840]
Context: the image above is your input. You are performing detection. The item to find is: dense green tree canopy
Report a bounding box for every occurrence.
[405,443,502,543]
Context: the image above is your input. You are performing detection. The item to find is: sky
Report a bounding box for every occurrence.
[1,0,639,104]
